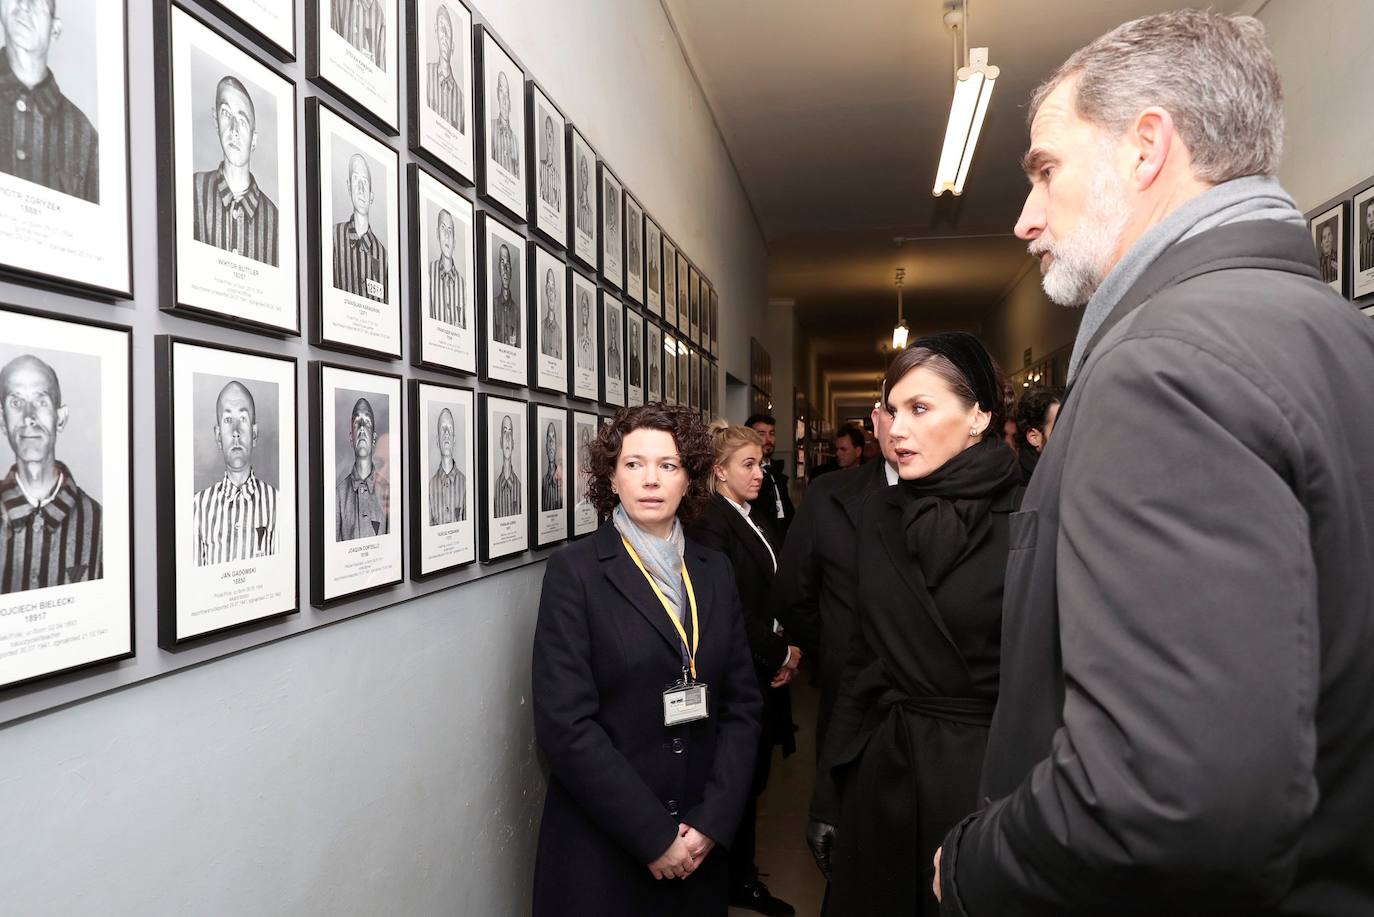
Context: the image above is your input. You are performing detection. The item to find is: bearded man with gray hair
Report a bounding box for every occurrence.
[932,11,1374,916]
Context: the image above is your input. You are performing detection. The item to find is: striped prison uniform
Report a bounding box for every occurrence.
[541,469,562,512]
[333,219,388,302]
[428,464,466,525]
[191,470,279,567]
[490,117,519,176]
[428,257,465,326]
[336,467,388,541]
[191,166,280,266]
[426,63,463,132]
[539,159,560,209]
[0,57,99,204]
[0,463,103,595]
[493,466,520,518]
[331,0,386,70]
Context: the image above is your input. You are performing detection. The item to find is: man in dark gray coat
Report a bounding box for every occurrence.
[935,10,1374,916]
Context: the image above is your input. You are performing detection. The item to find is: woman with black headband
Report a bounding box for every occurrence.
[806,332,1022,917]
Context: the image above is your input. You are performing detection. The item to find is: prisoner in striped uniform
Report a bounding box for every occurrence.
[428,208,465,326]
[539,269,562,358]
[333,153,388,302]
[0,355,102,594]
[537,115,560,209]
[191,77,279,266]
[336,396,388,541]
[492,243,520,346]
[425,5,463,132]
[428,407,466,525]
[191,381,279,566]
[540,422,562,512]
[330,0,386,71]
[0,4,99,204]
[575,155,593,235]
[489,71,519,177]
[493,414,521,518]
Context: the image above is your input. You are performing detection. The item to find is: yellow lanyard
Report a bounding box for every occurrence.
[621,537,701,681]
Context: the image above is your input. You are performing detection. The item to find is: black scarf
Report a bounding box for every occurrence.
[895,438,1019,589]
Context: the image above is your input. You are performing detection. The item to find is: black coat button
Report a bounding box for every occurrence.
[671,738,685,754]
[667,799,679,815]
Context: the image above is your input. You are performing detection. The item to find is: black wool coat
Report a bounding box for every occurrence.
[940,221,1374,916]
[814,478,1021,917]
[531,522,763,917]
[770,459,890,755]
[687,493,795,757]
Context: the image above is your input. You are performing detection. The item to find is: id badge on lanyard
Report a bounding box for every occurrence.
[663,679,709,726]
[621,537,710,728]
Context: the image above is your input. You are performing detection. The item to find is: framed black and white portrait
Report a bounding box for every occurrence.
[0,0,131,299]
[529,242,569,394]
[624,306,644,407]
[155,337,297,645]
[159,4,300,336]
[662,236,679,332]
[474,25,525,222]
[677,337,690,407]
[310,362,403,606]
[646,320,662,403]
[0,307,132,690]
[676,247,690,334]
[307,99,402,359]
[1307,200,1346,297]
[408,0,474,185]
[309,0,399,132]
[624,192,644,306]
[598,163,624,291]
[410,164,476,375]
[570,410,598,537]
[709,286,719,355]
[569,267,599,402]
[688,264,701,346]
[663,331,678,406]
[566,125,597,271]
[531,403,568,548]
[203,0,297,60]
[601,292,625,408]
[478,211,528,387]
[479,393,528,562]
[1351,181,1374,310]
[687,348,699,412]
[409,379,475,577]
[709,358,719,419]
[644,215,663,318]
[527,81,567,249]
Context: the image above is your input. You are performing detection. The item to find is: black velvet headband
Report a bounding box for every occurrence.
[910,331,1001,414]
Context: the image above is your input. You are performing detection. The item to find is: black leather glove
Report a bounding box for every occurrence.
[806,819,837,878]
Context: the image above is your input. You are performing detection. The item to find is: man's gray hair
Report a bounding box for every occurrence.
[1030,9,1284,183]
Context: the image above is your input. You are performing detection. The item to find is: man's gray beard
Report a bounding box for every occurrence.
[1033,160,1130,307]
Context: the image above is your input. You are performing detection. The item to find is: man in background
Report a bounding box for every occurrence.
[745,413,794,540]
[812,424,864,479]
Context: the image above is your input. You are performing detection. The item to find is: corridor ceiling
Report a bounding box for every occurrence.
[664,0,1260,397]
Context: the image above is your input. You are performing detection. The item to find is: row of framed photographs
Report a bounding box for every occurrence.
[0,304,719,693]
[1305,175,1374,313]
[0,0,723,364]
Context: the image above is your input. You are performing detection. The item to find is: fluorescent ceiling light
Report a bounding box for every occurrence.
[891,320,909,350]
[933,48,998,196]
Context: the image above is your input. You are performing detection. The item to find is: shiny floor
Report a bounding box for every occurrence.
[729,668,827,917]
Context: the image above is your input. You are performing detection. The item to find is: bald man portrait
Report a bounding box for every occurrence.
[574,152,593,236]
[574,286,594,370]
[539,267,561,358]
[428,207,464,327]
[490,70,518,176]
[537,114,560,209]
[336,395,388,541]
[425,4,462,132]
[332,149,389,302]
[492,413,520,518]
[192,379,279,566]
[1360,199,1374,272]
[491,241,520,347]
[428,407,465,526]
[192,75,279,266]
[0,354,103,594]
[539,420,561,512]
[1317,219,1339,285]
[0,0,100,203]
[330,0,385,71]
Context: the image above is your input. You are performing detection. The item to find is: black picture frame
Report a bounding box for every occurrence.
[1305,196,1349,299]
[624,304,645,407]
[566,124,599,271]
[0,304,135,690]
[662,329,679,407]
[623,191,645,306]
[644,213,663,319]
[688,262,701,346]
[408,163,479,376]
[526,79,569,251]
[661,234,680,333]
[568,265,600,402]
[570,410,599,538]
[408,378,478,579]
[309,360,405,607]
[529,402,570,549]
[528,240,571,395]
[154,1,303,338]
[200,0,298,62]
[473,23,528,224]
[598,162,625,291]
[0,0,133,302]
[306,97,403,361]
[477,208,530,387]
[600,290,626,408]
[154,335,300,647]
[407,0,476,187]
[307,0,401,136]
[478,392,530,563]
[675,243,691,334]
[645,317,663,404]
[1347,177,1374,311]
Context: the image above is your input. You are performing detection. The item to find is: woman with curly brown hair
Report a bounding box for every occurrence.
[531,403,763,917]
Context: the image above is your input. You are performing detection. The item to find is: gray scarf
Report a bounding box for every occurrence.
[612,504,687,622]
[1067,175,1305,381]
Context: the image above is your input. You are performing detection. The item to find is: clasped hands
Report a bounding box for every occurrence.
[647,823,716,880]
[771,644,803,688]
